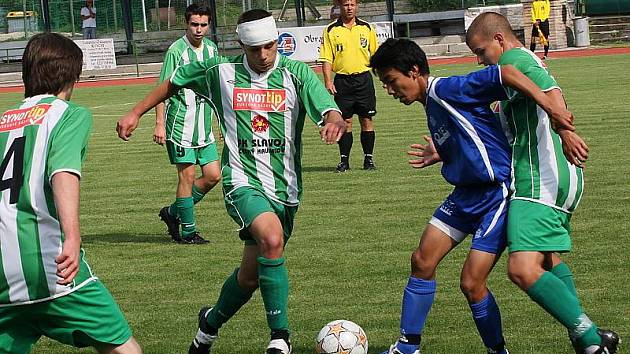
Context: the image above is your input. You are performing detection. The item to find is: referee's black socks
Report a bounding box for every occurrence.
[338,132,353,162]
[361,131,375,157]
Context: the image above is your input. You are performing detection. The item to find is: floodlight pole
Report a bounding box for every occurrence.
[141,0,148,32]
[209,0,219,44]
[69,0,75,35]
[386,0,394,22]
[294,0,304,27]
[121,0,134,54]
[41,0,51,32]
[22,0,27,38]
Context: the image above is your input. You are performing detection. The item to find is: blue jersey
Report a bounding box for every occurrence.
[425,65,511,186]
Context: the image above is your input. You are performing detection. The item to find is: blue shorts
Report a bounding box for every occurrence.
[431,181,509,254]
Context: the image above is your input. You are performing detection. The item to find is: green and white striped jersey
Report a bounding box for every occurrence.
[498,48,583,213]
[171,54,340,206]
[160,35,219,147]
[0,95,96,306]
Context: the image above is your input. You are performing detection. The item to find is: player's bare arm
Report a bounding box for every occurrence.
[408,135,441,169]
[544,88,589,164]
[117,80,178,141]
[153,102,167,145]
[500,64,574,131]
[320,110,346,144]
[322,62,337,95]
[544,88,577,132]
[52,172,81,285]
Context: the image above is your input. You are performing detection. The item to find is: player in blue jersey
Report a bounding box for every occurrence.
[369,38,573,354]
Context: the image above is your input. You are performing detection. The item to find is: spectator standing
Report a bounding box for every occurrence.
[80,0,97,39]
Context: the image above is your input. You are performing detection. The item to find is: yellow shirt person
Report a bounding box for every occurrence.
[319,17,378,74]
[530,0,551,58]
[531,0,550,22]
[318,0,379,173]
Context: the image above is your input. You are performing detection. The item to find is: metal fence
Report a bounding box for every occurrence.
[0,0,521,38]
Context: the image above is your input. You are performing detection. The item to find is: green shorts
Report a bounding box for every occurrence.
[224,186,298,245]
[0,279,132,353]
[166,141,219,165]
[507,199,573,253]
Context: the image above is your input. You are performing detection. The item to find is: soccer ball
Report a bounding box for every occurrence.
[315,319,368,354]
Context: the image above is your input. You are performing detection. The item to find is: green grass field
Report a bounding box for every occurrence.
[1,53,629,354]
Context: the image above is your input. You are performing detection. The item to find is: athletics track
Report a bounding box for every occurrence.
[1,46,629,94]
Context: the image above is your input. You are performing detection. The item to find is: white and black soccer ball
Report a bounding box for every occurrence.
[315,319,368,354]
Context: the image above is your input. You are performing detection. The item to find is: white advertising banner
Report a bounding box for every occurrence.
[277,21,394,62]
[74,38,117,71]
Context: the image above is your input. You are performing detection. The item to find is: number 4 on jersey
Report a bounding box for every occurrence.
[0,136,26,204]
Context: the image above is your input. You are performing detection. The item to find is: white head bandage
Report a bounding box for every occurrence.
[236,15,278,46]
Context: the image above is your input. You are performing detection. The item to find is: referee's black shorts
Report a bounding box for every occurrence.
[531,19,550,39]
[333,71,377,119]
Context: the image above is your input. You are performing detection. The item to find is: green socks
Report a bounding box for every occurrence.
[192,184,207,205]
[205,258,290,334]
[167,186,206,237]
[172,197,195,236]
[527,271,600,348]
[207,268,253,330]
[550,262,579,303]
[258,256,290,332]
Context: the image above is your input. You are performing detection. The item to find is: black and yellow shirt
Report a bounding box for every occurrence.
[531,0,550,22]
[319,18,378,75]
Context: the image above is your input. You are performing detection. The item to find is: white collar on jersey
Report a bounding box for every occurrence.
[243,52,280,79]
[427,76,436,95]
[23,94,55,102]
[183,35,205,52]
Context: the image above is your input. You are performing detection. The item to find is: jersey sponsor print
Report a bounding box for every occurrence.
[0,95,96,307]
[171,54,339,206]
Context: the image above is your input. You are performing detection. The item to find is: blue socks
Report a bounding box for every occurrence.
[396,276,436,353]
[397,278,506,354]
[469,291,506,353]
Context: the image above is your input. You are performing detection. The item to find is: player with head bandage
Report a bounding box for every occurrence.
[117,9,346,354]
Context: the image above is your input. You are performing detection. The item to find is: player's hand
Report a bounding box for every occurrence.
[558,130,589,167]
[325,81,337,95]
[536,19,541,26]
[549,106,575,132]
[116,112,140,141]
[320,114,346,144]
[55,239,80,285]
[408,135,441,169]
[153,124,166,145]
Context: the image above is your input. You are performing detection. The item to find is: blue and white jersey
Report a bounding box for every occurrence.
[425,65,511,186]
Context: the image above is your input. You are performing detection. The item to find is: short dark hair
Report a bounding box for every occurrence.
[22,32,83,98]
[466,12,516,45]
[185,3,211,23]
[369,38,430,76]
[237,9,272,25]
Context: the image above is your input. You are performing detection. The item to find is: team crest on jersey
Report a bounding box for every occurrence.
[360,37,368,48]
[0,104,50,132]
[252,115,270,133]
[233,88,287,112]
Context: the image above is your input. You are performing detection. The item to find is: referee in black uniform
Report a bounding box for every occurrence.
[319,0,378,172]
